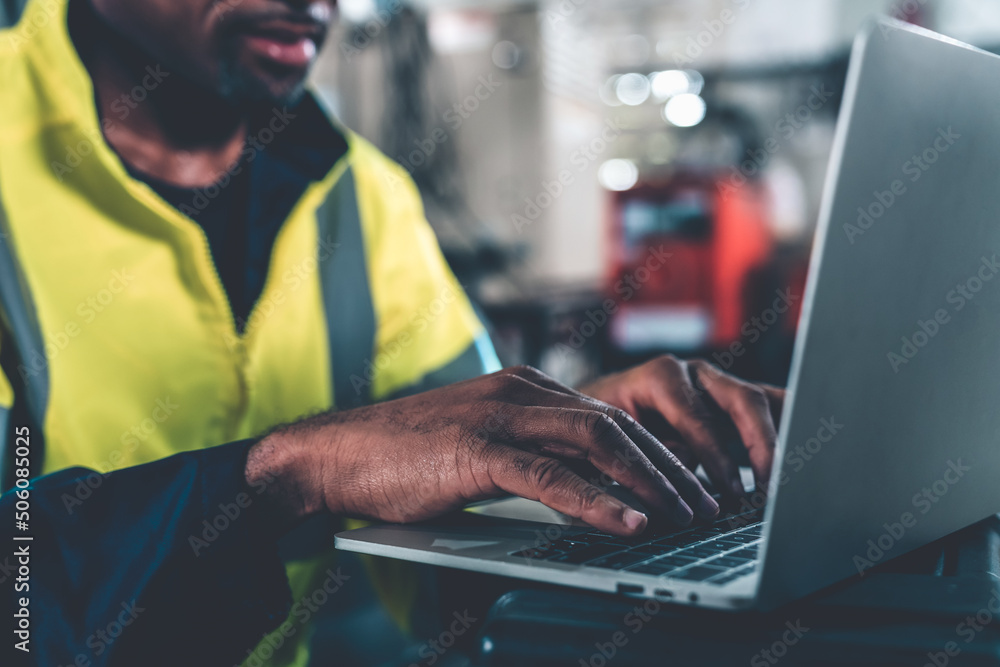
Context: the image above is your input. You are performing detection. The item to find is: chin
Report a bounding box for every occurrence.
[217,56,310,107]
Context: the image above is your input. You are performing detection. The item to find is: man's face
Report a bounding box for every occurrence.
[90,0,337,105]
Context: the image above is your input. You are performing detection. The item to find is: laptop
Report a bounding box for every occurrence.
[335,17,1000,611]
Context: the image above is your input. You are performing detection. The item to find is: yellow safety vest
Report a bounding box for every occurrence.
[0,0,500,664]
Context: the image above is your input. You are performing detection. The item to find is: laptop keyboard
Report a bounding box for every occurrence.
[510,511,764,586]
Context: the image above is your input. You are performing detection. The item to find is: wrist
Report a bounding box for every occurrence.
[245,429,327,533]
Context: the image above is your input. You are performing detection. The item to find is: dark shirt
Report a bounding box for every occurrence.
[1,95,348,666]
[127,97,348,330]
[2,442,290,667]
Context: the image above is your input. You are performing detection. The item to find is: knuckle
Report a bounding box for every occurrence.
[659,353,681,366]
[689,358,720,382]
[526,457,565,489]
[491,372,527,395]
[588,412,618,439]
[654,354,682,374]
[737,385,770,412]
[577,484,602,512]
[607,406,631,423]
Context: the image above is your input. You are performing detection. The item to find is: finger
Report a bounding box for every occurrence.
[690,361,779,493]
[503,366,584,397]
[486,449,648,536]
[506,406,696,525]
[486,368,717,516]
[642,358,745,502]
[600,407,720,520]
[760,384,786,427]
[505,391,718,520]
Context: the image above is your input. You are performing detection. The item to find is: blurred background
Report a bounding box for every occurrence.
[2,1,998,664]
[308,0,1000,392]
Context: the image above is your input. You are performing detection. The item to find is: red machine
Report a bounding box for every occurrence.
[606,174,781,355]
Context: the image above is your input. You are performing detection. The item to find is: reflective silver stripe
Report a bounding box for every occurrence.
[383,332,501,401]
[0,197,48,431]
[0,406,8,488]
[316,166,377,409]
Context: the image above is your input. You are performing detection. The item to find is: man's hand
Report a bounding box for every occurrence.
[246,366,721,537]
[580,356,784,504]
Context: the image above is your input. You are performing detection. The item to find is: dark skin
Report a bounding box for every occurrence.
[78,0,785,537]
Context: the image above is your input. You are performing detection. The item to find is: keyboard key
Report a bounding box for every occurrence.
[588,551,654,570]
[654,532,701,548]
[729,549,758,560]
[628,543,669,556]
[626,554,696,574]
[673,566,728,582]
[550,538,588,550]
[548,543,626,564]
[683,529,718,540]
[657,554,700,567]
[711,568,755,585]
[685,546,722,559]
[727,533,760,544]
[572,532,616,544]
[629,561,678,575]
[705,556,748,568]
[712,538,745,548]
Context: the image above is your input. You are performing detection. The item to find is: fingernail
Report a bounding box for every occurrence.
[623,508,647,532]
[698,494,720,518]
[673,501,694,525]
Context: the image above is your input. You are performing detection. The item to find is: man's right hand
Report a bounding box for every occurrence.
[246,366,722,537]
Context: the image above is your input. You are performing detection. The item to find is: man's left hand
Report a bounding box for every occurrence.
[580,355,785,504]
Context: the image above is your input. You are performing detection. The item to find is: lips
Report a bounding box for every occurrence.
[240,20,324,68]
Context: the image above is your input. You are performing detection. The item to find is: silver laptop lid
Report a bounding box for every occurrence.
[756,18,1000,609]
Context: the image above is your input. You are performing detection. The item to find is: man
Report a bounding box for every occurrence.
[0,0,783,665]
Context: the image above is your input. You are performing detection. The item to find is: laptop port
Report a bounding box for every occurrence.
[653,589,674,599]
[616,583,644,595]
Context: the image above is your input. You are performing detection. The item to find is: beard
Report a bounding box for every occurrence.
[216,50,309,108]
